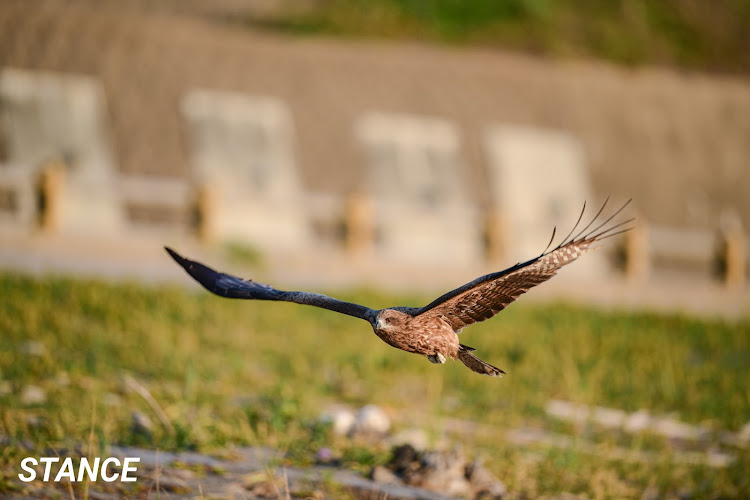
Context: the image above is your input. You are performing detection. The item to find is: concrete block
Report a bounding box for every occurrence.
[0,68,123,236]
[181,89,309,249]
[484,124,603,274]
[356,112,482,264]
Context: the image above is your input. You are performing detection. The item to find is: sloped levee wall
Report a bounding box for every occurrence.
[0,0,748,285]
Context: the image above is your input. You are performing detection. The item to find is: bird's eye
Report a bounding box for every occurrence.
[385,317,392,324]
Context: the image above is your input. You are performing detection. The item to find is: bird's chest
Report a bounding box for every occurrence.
[376,316,459,356]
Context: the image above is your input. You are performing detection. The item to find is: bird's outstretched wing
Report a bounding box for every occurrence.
[165,247,377,322]
[415,199,632,332]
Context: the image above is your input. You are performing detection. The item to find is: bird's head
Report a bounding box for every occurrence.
[374,309,408,332]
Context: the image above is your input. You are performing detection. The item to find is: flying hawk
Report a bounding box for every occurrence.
[166,199,631,377]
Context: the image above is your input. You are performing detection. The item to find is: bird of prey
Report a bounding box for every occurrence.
[166,199,631,377]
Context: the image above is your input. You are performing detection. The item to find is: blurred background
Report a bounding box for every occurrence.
[0,1,749,498]
[0,0,749,305]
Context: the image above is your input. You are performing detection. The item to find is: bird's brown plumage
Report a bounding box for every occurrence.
[419,242,590,333]
[372,309,505,376]
[166,199,632,377]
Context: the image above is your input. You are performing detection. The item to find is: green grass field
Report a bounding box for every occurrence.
[241,0,750,75]
[1,271,748,498]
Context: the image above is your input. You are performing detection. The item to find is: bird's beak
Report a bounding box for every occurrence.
[375,317,386,330]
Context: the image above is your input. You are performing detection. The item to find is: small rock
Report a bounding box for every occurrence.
[167,468,195,481]
[131,411,154,438]
[371,465,403,486]
[147,474,192,494]
[352,404,390,435]
[0,434,33,449]
[441,395,461,412]
[466,460,507,499]
[592,406,627,428]
[737,421,750,444]
[388,428,429,451]
[87,490,121,500]
[624,409,651,433]
[0,380,11,396]
[25,415,43,428]
[314,447,340,466]
[319,406,356,436]
[22,341,47,357]
[245,478,280,498]
[652,416,706,441]
[540,494,588,500]
[54,371,70,387]
[390,444,420,477]
[20,385,46,405]
[224,482,250,499]
[676,488,695,500]
[103,392,122,407]
[419,449,471,497]
[88,489,122,500]
[382,444,504,498]
[641,484,660,500]
[705,449,734,468]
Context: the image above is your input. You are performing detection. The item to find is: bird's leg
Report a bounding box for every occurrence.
[427,352,447,364]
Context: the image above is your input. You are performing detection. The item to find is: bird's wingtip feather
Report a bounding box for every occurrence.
[164,246,183,262]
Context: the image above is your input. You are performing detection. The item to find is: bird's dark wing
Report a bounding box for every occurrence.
[165,247,377,322]
[415,199,632,332]
[389,306,422,316]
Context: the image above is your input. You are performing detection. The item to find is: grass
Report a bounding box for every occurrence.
[238,0,750,75]
[0,271,749,497]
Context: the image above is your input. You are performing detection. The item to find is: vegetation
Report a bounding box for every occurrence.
[0,271,748,497]
[240,0,750,74]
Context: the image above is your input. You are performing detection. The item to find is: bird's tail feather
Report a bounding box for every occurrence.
[457,346,505,377]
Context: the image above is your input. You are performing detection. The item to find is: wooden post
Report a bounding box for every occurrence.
[485,207,509,265]
[720,213,746,290]
[38,159,65,232]
[345,192,374,256]
[625,220,649,283]
[196,183,216,242]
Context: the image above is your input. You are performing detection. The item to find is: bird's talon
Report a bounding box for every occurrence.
[427,352,447,364]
